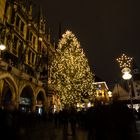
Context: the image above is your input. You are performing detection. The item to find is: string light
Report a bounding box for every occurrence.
[50,30,95,107]
[116,53,133,69]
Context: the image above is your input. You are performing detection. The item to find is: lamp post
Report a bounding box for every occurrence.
[108,91,112,103]
[0,43,6,60]
[116,53,133,109]
[117,54,138,132]
[0,23,6,60]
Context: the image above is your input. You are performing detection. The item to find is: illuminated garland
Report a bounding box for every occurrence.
[50,30,95,108]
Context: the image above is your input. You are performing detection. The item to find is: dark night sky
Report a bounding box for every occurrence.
[33,0,140,88]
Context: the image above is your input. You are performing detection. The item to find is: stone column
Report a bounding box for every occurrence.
[0,80,4,107]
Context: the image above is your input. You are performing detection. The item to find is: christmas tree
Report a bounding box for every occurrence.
[50,30,95,108]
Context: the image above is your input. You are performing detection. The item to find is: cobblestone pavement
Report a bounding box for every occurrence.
[130,121,140,140]
[18,121,88,140]
[136,120,140,132]
[17,120,140,140]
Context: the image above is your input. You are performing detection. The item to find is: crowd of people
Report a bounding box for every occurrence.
[0,102,139,140]
[53,103,138,140]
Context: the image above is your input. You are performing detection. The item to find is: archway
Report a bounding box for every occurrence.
[36,91,45,115]
[1,81,13,110]
[1,78,17,110]
[0,73,18,110]
[19,86,34,113]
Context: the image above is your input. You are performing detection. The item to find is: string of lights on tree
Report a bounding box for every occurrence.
[50,30,95,108]
[116,53,133,69]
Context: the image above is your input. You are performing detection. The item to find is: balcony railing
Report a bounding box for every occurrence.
[0,59,43,86]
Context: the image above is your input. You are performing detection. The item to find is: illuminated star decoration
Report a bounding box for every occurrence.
[116,54,133,69]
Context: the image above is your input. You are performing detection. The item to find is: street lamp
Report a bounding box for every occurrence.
[117,54,138,132]
[108,91,112,98]
[121,67,132,80]
[0,43,6,60]
[116,54,133,109]
[108,91,112,103]
[0,25,6,60]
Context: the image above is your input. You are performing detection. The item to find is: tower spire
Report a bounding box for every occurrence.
[28,0,32,19]
[38,5,46,34]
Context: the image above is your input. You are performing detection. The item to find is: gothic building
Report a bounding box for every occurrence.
[0,0,56,113]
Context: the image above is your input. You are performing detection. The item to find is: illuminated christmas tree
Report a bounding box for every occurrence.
[50,30,95,108]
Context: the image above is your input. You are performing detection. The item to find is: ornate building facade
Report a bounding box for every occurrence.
[93,76,112,105]
[93,81,111,104]
[112,63,140,105]
[0,0,56,113]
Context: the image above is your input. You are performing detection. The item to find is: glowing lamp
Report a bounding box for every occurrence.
[77,103,80,108]
[0,44,6,50]
[0,44,6,59]
[39,37,42,42]
[108,91,112,97]
[87,102,91,108]
[122,72,132,80]
[121,67,132,80]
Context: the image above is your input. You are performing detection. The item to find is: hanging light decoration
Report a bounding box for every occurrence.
[116,53,133,69]
[116,54,133,80]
